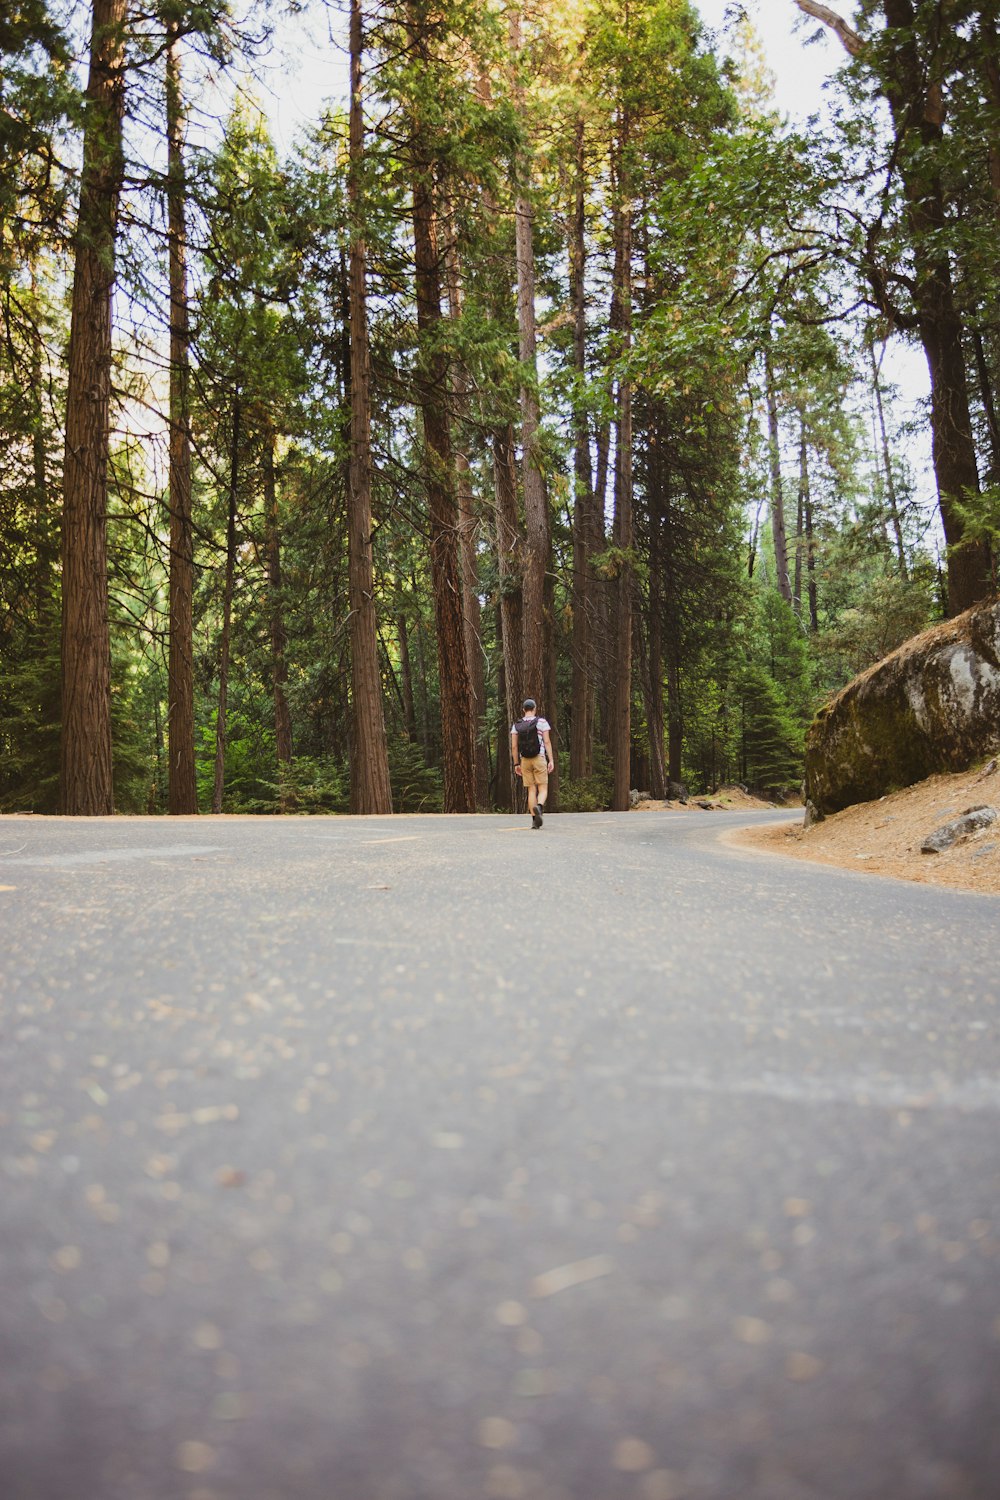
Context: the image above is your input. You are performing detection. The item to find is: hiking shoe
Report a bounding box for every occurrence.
[532,806,543,829]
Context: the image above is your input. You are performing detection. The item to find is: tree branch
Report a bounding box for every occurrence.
[793,0,864,58]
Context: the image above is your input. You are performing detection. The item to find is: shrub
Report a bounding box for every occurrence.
[277,755,349,813]
[558,771,612,812]
[387,737,443,813]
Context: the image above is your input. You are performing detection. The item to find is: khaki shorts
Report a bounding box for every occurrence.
[520,754,548,789]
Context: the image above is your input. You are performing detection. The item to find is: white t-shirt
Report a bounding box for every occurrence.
[511,716,550,758]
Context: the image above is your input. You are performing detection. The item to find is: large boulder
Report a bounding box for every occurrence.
[805,595,1000,816]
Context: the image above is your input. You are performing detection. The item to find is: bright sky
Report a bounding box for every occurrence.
[253,1,848,154]
[694,0,845,121]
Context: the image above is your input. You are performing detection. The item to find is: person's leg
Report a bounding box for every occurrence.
[522,761,538,819]
[522,760,545,824]
[528,759,546,825]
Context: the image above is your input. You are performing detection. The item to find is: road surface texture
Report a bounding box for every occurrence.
[1,810,998,1500]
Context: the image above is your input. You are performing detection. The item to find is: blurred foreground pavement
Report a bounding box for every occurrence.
[1,810,998,1500]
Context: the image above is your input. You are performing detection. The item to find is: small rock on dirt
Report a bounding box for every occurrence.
[920,804,998,854]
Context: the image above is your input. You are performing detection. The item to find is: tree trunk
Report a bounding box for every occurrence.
[544,547,560,810]
[410,184,475,809]
[593,419,611,531]
[592,414,612,751]
[29,265,56,619]
[456,444,490,807]
[397,605,416,740]
[868,341,908,578]
[569,114,594,782]
[165,25,197,815]
[793,491,804,617]
[980,15,1000,214]
[609,399,633,811]
[262,424,293,804]
[804,482,819,635]
[514,202,547,709]
[443,198,490,808]
[406,5,475,812]
[59,0,127,816]
[916,294,989,610]
[972,328,1000,486]
[347,0,393,815]
[494,621,513,811]
[493,423,523,806]
[212,395,240,816]
[666,651,683,786]
[609,127,634,813]
[658,419,684,785]
[764,346,792,604]
[747,500,761,580]
[645,500,666,801]
[410,569,432,761]
[509,9,548,709]
[794,417,807,614]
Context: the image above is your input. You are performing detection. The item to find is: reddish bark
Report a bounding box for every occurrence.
[60,0,128,815]
[262,427,294,796]
[165,26,197,815]
[347,0,393,815]
[408,41,476,811]
[609,123,634,813]
[569,114,594,782]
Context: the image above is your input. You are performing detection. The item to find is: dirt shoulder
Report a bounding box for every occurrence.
[729,761,1000,896]
[632,786,780,814]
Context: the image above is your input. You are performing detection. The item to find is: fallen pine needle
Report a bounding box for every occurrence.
[530,1254,615,1298]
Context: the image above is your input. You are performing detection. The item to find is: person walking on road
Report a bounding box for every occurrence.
[512,698,554,829]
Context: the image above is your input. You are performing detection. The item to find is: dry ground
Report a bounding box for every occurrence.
[631,785,779,814]
[728,760,1000,896]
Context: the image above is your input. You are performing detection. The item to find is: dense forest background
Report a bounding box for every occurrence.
[2,0,997,817]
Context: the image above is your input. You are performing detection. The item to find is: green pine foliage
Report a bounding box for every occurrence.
[736,662,805,797]
[0,595,62,813]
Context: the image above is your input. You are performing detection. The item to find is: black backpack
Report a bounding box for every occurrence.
[515,717,541,759]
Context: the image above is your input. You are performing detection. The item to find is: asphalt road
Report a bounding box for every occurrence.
[1,809,999,1500]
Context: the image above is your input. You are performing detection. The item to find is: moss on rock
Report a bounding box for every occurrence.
[806,596,1000,815]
